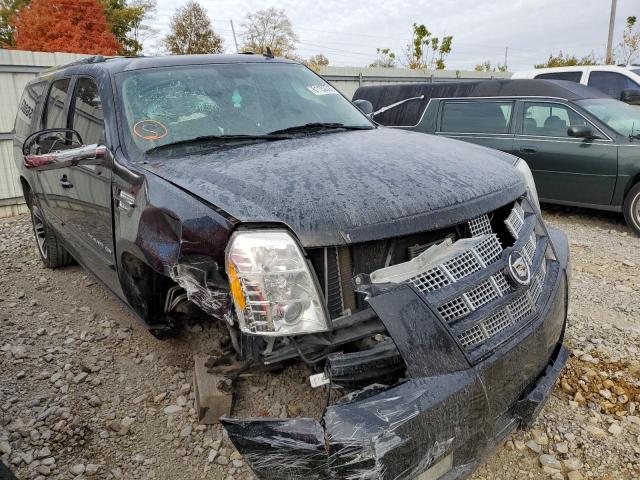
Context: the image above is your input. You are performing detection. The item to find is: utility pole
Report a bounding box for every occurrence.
[504,46,508,70]
[606,0,617,64]
[230,19,239,53]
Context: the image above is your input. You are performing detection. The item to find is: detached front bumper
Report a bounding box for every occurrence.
[223,227,570,480]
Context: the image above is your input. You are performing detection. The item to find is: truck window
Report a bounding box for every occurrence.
[522,102,588,137]
[71,77,105,146]
[534,72,582,82]
[440,101,512,134]
[587,71,640,99]
[43,78,71,129]
[14,81,46,140]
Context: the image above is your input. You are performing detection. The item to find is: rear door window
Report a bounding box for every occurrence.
[587,71,640,99]
[522,102,588,137]
[15,81,46,139]
[43,78,71,129]
[440,101,513,134]
[534,72,582,82]
[71,77,106,146]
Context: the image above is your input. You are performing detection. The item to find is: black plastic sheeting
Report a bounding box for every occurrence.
[141,128,525,247]
[222,228,570,480]
[353,79,610,127]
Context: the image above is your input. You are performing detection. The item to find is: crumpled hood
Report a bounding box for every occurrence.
[142,128,525,247]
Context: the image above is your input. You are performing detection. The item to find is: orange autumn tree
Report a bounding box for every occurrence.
[11,0,121,54]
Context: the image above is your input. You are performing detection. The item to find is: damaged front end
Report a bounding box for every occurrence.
[220,198,571,480]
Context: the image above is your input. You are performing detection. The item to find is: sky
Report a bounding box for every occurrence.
[145,0,638,71]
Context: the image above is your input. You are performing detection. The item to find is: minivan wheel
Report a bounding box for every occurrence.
[623,182,640,236]
[30,201,74,268]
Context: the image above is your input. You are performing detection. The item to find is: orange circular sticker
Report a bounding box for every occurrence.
[133,120,168,140]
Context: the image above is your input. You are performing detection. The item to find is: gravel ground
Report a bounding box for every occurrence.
[1,206,639,480]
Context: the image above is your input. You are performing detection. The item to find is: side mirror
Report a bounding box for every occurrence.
[567,125,595,139]
[353,99,374,116]
[22,128,83,157]
[23,128,108,170]
[620,89,640,105]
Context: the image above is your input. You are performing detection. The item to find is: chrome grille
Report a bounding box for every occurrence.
[468,214,492,237]
[457,260,548,350]
[473,235,502,265]
[409,267,450,293]
[409,235,502,295]
[522,233,536,265]
[443,249,483,279]
[505,202,525,238]
[369,199,549,353]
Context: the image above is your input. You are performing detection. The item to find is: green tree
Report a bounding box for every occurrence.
[100,0,155,56]
[534,51,597,68]
[619,16,640,65]
[164,1,223,55]
[0,0,30,46]
[369,47,397,68]
[404,23,453,69]
[474,60,508,72]
[241,7,298,57]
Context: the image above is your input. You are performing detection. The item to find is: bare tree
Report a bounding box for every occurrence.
[619,16,640,65]
[306,53,329,69]
[241,7,298,57]
[164,0,223,55]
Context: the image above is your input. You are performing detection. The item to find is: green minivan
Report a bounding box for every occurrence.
[354,79,640,235]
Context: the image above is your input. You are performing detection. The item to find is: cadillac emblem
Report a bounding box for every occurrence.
[507,251,531,286]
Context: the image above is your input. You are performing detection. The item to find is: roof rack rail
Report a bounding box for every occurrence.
[44,55,107,72]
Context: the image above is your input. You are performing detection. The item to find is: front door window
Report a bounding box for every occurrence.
[522,102,588,137]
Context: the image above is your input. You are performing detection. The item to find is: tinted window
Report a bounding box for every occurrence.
[43,78,71,129]
[522,102,588,137]
[587,71,640,99]
[440,101,512,134]
[534,71,582,82]
[71,78,105,146]
[15,81,46,140]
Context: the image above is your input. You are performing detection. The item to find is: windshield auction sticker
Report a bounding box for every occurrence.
[307,84,339,96]
[133,120,168,140]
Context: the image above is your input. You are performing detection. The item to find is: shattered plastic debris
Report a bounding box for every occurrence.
[170,258,230,319]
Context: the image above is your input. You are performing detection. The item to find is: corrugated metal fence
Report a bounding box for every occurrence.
[0,49,88,218]
[0,50,511,218]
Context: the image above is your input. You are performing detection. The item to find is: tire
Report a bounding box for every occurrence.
[623,182,640,236]
[30,199,74,268]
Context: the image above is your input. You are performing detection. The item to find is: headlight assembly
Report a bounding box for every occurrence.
[514,158,541,213]
[225,230,330,336]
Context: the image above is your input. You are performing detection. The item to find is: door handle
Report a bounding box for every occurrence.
[60,175,74,189]
[519,146,538,154]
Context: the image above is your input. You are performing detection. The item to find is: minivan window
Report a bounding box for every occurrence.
[71,77,105,146]
[587,71,640,99]
[534,72,582,82]
[43,78,71,129]
[15,81,46,140]
[440,101,512,134]
[522,102,588,137]
[116,63,372,157]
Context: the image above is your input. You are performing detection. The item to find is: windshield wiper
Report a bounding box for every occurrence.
[145,134,291,155]
[268,122,372,135]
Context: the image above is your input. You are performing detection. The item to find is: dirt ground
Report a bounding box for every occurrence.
[1,205,639,480]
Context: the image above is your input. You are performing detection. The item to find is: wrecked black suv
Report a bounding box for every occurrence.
[14,54,569,480]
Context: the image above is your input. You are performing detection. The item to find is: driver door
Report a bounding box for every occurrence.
[513,100,618,206]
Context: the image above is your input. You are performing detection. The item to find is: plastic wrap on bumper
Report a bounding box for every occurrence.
[223,234,570,480]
